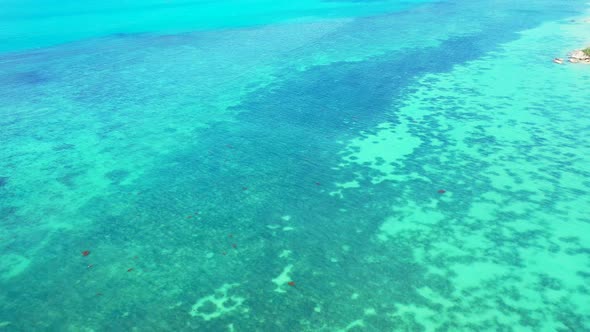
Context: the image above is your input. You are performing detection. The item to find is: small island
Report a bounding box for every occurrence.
[568,47,590,63]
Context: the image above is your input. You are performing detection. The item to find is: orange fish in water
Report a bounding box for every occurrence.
[288,281,295,287]
[82,250,90,256]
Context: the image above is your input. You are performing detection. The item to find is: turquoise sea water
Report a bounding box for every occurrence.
[1,0,590,330]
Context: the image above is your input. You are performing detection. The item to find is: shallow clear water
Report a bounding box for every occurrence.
[1,0,590,331]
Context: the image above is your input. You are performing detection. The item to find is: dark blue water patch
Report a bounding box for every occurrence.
[110,32,140,38]
[0,205,18,219]
[0,50,49,64]
[1,71,51,88]
[230,33,519,142]
[52,143,76,151]
[56,170,86,188]
[0,176,8,188]
[105,169,130,184]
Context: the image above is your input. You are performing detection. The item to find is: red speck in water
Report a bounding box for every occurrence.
[232,244,237,249]
[438,189,446,194]
[127,268,134,272]
[288,281,296,287]
[82,250,90,257]
[315,182,321,186]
